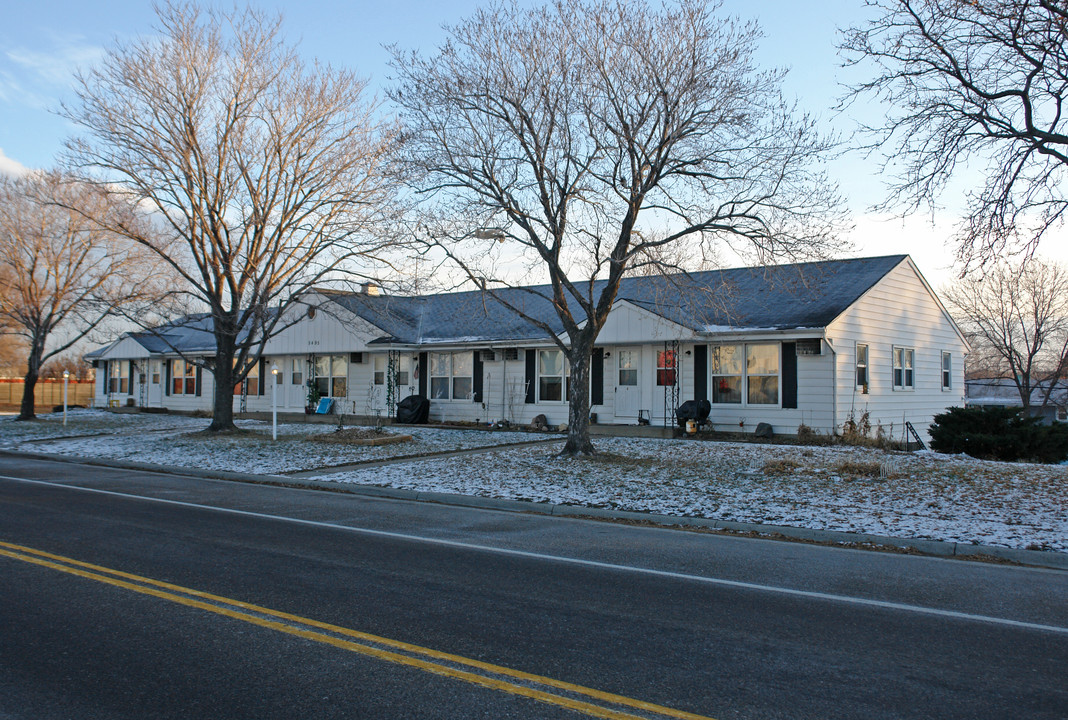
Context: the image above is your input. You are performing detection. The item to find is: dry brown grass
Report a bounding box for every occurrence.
[763,458,803,475]
[310,427,399,445]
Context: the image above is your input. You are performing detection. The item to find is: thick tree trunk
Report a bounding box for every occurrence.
[208,333,237,432]
[17,339,44,421]
[562,335,596,456]
[18,366,39,421]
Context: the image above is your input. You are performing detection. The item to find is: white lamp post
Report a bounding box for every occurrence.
[62,370,69,426]
[271,363,279,440]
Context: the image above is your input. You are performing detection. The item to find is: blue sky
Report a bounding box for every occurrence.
[1,0,1050,285]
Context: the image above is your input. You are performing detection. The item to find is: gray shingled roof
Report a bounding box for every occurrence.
[86,255,910,356]
[324,255,909,344]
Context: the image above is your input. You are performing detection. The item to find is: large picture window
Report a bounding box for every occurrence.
[313,355,348,398]
[893,346,914,389]
[171,359,196,396]
[430,352,472,401]
[711,344,779,405]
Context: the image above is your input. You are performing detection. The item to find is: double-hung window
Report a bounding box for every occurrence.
[539,349,569,401]
[290,358,303,386]
[893,347,914,389]
[710,345,743,404]
[233,360,260,395]
[171,359,196,395]
[746,344,779,404]
[656,350,677,386]
[856,344,869,391]
[941,351,952,390]
[108,361,129,394]
[430,352,472,401]
[710,344,779,405]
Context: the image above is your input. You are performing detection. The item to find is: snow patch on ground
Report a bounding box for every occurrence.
[3,411,1065,552]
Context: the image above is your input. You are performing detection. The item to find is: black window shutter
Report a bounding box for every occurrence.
[164,360,171,396]
[195,364,202,397]
[418,352,428,397]
[127,360,134,395]
[524,349,536,403]
[472,351,483,402]
[258,357,266,395]
[694,345,708,401]
[781,342,797,409]
[591,348,604,406]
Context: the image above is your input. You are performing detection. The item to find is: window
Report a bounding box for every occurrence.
[151,361,161,385]
[893,346,914,389]
[856,344,869,391]
[171,359,197,395]
[618,350,638,386]
[312,355,348,398]
[711,344,779,405]
[373,355,386,385]
[430,352,472,401]
[290,358,303,386]
[233,360,259,395]
[538,350,569,401]
[108,361,129,394]
[941,352,952,390]
[395,357,410,387]
[656,350,677,386]
[746,344,779,405]
[710,345,743,404]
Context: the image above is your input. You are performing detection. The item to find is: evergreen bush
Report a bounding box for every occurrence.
[929,406,1068,463]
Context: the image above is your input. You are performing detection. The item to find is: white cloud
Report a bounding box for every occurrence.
[0,148,30,177]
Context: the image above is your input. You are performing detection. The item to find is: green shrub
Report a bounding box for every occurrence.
[928,406,1068,463]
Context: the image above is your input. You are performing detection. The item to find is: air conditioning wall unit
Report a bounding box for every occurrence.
[480,350,497,362]
[503,348,520,361]
[795,339,822,356]
[350,352,364,363]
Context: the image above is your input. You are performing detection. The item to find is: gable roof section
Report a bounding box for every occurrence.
[323,255,908,344]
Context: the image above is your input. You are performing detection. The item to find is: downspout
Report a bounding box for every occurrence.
[824,336,838,434]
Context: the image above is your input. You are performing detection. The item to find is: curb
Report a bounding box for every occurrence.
[3,448,1066,571]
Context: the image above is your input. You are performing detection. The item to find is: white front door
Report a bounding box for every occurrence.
[614,349,640,419]
[147,360,162,406]
[287,358,308,408]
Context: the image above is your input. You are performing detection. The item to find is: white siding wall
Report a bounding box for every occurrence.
[827,259,968,440]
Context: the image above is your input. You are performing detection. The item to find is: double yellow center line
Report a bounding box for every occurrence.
[0,541,716,720]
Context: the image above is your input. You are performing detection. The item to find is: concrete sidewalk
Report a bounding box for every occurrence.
[4,447,1066,572]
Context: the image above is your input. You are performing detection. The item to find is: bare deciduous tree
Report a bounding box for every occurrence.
[391,0,845,455]
[0,172,159,419]
[64,2,399,431]
[943,258,1068,410]
[841,0,1068,270]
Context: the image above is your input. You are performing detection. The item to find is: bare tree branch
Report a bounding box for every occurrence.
[841,0,1068,271]
[390,0,847,456]
[62,1,401,430]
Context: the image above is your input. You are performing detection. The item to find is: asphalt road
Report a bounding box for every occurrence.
[0,455,1065,719]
